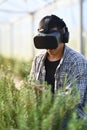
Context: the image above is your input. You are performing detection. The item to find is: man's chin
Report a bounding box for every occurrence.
[48,50,56,55]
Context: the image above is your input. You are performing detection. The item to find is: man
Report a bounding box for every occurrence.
[29,14,87,118]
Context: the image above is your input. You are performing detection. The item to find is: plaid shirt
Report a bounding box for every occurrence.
[29,45,87,118]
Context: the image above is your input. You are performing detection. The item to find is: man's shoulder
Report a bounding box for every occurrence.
[65,46,87,63]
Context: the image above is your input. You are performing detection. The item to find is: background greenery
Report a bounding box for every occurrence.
[0,55,32,79]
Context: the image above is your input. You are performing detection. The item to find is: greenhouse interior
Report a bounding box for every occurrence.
[0,0,87,61]
[0,0,87,130]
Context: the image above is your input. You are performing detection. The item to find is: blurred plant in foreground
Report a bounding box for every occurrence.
[0,71,87,130]
[0,55,87,130]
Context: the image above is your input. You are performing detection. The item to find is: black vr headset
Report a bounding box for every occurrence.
[33,16,69,49]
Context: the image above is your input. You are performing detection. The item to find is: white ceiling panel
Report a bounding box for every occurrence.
[0,0,54,23]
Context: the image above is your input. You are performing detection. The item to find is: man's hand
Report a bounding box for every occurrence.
[34,85,44,96]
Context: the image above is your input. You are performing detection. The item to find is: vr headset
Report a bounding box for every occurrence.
[33,15,69,49]
[34,31,61,49]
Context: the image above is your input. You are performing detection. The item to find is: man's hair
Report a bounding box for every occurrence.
[38,14,67,32]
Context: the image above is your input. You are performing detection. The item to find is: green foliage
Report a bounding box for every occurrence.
[0,55,32,78]
[0,55,87,130]
[0,72,87,130]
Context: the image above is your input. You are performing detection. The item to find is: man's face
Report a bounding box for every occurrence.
[46,27,63,56]
[47,43,64,56]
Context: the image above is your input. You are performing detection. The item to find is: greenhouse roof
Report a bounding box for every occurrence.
[0,0,54,23]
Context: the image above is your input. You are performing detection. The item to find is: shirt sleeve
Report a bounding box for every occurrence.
[29,57,37,82]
